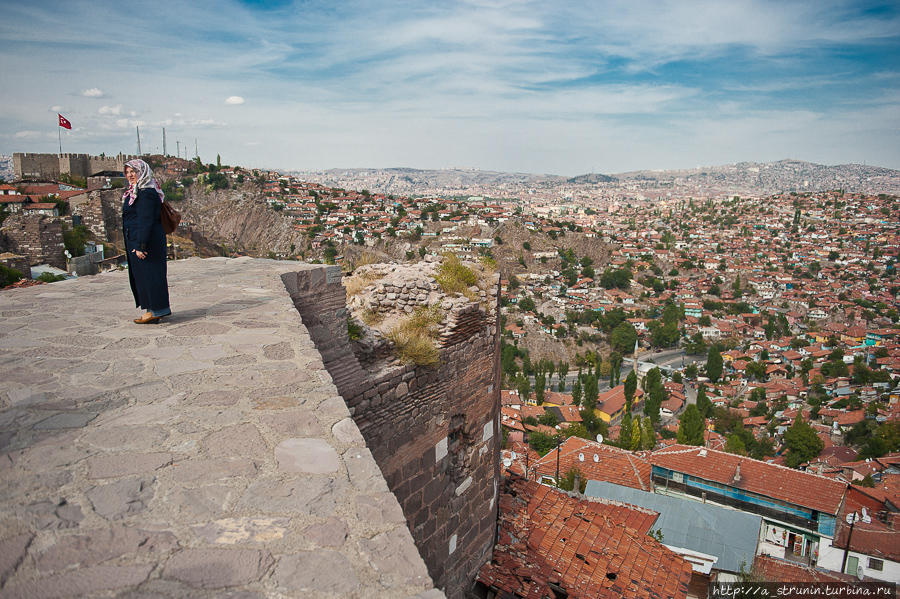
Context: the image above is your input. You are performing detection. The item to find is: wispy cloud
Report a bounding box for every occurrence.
[1,0,898,173]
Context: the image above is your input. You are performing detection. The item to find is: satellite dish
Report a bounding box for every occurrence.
[502,458,512,468]
[593,454,599,462]
[578,453,584,462]
[596,434,604,444]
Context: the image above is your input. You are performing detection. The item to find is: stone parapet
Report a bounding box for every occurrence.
[0,257,441,598]
[283,260,501,599]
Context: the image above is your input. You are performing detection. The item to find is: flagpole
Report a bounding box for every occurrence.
[59,126,62,156]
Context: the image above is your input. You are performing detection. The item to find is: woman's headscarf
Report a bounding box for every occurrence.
[123,158,165,205]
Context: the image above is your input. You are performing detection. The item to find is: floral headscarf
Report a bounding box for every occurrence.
[122,159,165,205]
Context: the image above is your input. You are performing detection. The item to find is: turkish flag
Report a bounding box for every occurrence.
[58,114,72,129]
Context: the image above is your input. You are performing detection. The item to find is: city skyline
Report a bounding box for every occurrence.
[1,0,898,175]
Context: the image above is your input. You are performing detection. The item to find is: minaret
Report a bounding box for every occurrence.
[136,126,142,155]
[162,128,167,156]
[633,338,642,387]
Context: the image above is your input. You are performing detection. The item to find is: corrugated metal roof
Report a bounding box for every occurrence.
[585,480,761,573]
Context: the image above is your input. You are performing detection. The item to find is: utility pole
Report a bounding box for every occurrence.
[555,438,562,487]
[162,128,167,156]
[840,515,857,574]
[136,126,142,155]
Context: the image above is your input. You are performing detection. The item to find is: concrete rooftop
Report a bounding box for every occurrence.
[0,257,443,598]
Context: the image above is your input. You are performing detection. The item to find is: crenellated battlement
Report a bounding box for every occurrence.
[13,152,141,181]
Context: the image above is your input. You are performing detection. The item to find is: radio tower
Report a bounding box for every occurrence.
[162,128,167,156]
[136,126,142,155]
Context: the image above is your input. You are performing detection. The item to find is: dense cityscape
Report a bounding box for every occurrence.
[1,151,898,597]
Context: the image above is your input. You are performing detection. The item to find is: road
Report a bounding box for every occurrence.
[527,348,706,394]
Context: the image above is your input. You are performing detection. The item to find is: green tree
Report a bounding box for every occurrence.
[517,375,531,404]
[641,416,655,450]
[624,370,637,405]
[783,417,824,468]
[609,352,623,385]
[685,363,698,379]
[559,467,587,493]
[557,362,569,391]
[571,377,582,407]
[528,431,560,455]
[696,384,713,418]
[619,412,633,447]
[725,433,747,455]
[677,404,705,446]
[534,374,546,405]
[643,367,665,423]
[706,347,724,383]
[631,416,642,450]
[609,321,638,354]
[0,264,23,287]
[583,374,599,410]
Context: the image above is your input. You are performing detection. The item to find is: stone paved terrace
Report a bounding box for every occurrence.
[0,257,444,599]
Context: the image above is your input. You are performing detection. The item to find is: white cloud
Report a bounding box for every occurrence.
[99,104,122,115]
[15,130,42,138]
[50,105,63,112]
[225,96,245,105]
[81,88,104,98]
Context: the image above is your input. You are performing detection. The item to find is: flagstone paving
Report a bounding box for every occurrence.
[0,257,442,598]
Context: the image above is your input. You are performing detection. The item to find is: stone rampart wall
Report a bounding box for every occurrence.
[0,214,66,268]
[281,266,500,599]
[14,153,136,181]
[70,190,122,244]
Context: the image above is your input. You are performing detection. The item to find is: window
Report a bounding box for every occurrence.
[868,558,883,571]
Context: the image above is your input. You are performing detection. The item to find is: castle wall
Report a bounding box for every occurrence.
[14,152,136,181]
[282,266,500,599]
[0,214,66,268]
[14,153,60,180]
[70,189,123,245]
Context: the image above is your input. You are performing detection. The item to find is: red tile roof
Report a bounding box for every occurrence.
[753,555,851,583]
[650,444,846,515]
[532,437,651,491]
[477,476,692,599]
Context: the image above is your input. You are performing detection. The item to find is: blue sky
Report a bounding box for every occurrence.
[1,0,898,175]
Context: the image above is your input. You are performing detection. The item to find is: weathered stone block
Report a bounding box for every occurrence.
[274,438,339,474]
[273,550,359,594]
[163,548,273,589]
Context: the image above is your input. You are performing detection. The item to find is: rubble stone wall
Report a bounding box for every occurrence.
[70,190,123,245]
[0,214,66,269]
[282,265,501,599]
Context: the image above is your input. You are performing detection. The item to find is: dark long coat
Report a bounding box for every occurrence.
[123,188,170,312]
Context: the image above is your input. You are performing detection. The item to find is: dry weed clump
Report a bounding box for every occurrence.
[353,252,378,268]
[344,270,381,297]
[387,305,444,367]
[435,253,479,299]
[361,308,382,326]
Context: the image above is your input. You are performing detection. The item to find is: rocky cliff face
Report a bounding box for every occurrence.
[180,186,303,256]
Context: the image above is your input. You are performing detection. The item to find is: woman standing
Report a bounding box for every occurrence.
[122,159,171,323]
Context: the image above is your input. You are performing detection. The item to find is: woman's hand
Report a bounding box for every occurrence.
[133,249,147,260]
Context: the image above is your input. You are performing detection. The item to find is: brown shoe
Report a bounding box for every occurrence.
[134,313,161,324]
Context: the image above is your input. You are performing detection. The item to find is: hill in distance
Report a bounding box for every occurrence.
[290,159,900,196]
